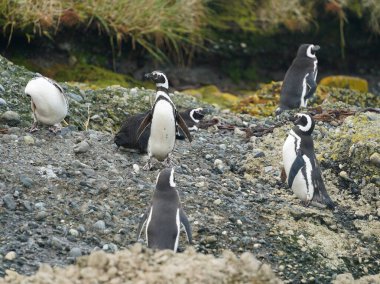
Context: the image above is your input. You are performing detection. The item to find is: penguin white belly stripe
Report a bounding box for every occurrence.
[145,207,153,247]
[300,74,309,107]
[174,208,180,252]
[148,100,176,160]
[302,155,314,201]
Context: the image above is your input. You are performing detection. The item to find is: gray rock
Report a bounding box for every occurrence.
[369,152,380,167]
[0,84,5,92]
[69,247,82,258]
[67,92,83,102]
[69,229,79,237]
[34,202,45,210]
[20,175,33,188]
[73,140,90,154]
[93,220,106,232]
[252,148,265,158]
[0,97,6,106]
[1,111,20,126]
[35,211,48,221]
[23,135,35,145]
[51,236,67,249]
[3,194,16,210]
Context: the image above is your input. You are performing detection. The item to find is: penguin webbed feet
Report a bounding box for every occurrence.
[143,159,153,171]
[301,200,311,208]
[49,123,62,134]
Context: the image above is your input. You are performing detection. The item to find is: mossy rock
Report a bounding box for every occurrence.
[316,86,380,108]
[184,85,239,109]
[232,81,281,116]
[319,75,369,93]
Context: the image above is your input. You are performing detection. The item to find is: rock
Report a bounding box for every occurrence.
[370,152,380,167]
[93,220,106,232]
[69,229,79,237]
[5,251,16,261]
[35,211,48,221]
[3,194,16,210]
[69,247,82,258]
[1,111,20,126]
[252,148,265,158]
[73,140,90,154]
[0,97,6,105]
[67,92,83,102]
[213,199,222,205]
[133,164,140,173]
[214,159,225,173]
[23,135,35,144]
[234,127,246,137]
[20,175,33,188]
[339,171,352,181]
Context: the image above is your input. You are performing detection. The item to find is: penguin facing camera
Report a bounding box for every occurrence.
[136,167,192,251]
[276,44,320,115]
[137,71,192,170]
[282,113,335,209]
[24,75,68,133]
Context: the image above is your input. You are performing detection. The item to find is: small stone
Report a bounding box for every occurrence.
[214,159,225,172]
[23,136,35,144]
[133,164,140,173]
[34,202,45,210]
[93,220,106,232]
[0,98,6,106]
[0,84,5,92]
[69,229,79,237]
[264,166,273,173]
[213,199,222,205]
[369,153,380,167]
[219,144,227,150]
[205,236,217,244]
[3,194,16,210]
[1,111,20,126]
[195,181,205,188]
[252,148,265,158]
[278,265,285,271]
[73,141,90,154]
[35,211,48,221]
[90,114,101,121]
[234,128,246,137]
[5,251,16,261]
[253,243,261,248]
[67,92,83,102]
[237,219,243,225]
[339,171,351,181]
[20,175,33,188]
[69,247,82,258]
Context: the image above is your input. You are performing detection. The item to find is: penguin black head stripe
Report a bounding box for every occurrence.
[190,108,205,123]
[294,113,315,135]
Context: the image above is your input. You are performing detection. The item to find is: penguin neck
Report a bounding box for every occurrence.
[292,126,312,137]
[156,86,169,93]
[155,90,172,104]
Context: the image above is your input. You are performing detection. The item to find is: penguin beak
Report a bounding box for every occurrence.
[312,45,320,52]
[144,73,153,80]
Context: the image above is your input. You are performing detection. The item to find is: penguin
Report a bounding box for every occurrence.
[137,71,192,170]
[136,167,192,251]
[282,113,335,209]
[114,108,204,151]
[276,44,320,115]
[24,76,68,132]
[176,108,204,140]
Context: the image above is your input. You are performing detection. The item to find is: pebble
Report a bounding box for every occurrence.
[20,175,33,188]
[214,159,225,172]
[253,243,261,249]
[205,236,217,244]
[5,251,16,261]
[252,148,265,158]
[236,219,243,226]
[34,202,46,210]
[0,97,6,105]
[93,220,106,232]
[133,164,140,173]
[3,194,16,210]
[0,84,5,92]
[35,211,48,221]
[234,127,246,137]
[369,152,380,167]
[213,199,222,205]
[69,229,79,237]
[339,171,351,181]
[67,92,83,102]
[1,111,20,126]
[69,247,82,258]
[23,135,35,144]
[73,140,90,154]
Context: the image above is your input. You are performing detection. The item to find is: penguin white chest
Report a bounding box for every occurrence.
[25,78,67,125]
[283,132,313,202]
[148,100,176,161]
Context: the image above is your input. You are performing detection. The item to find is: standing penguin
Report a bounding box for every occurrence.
[24,76,68,132]
[136,167,192,251]
[282,113,335,209]
[137,71,192,170]
[114,108,204,151]
[276,44,320,115]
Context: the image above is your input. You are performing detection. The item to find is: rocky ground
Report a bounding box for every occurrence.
[0,56,379,283]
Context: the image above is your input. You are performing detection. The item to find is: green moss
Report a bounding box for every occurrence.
[184,85,239,109]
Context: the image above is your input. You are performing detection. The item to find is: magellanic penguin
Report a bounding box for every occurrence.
[276,44,320,115]
[137,71,192,170]
[24,76,68,132]
[282,113,335,209]
[114,108,204,152]
[136,167,192,251]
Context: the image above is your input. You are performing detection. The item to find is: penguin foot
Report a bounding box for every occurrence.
[29,122,39,133]
[49,124,62,134]
[143,160,153,171]
[163,156,175,167]
[301,200,311,207]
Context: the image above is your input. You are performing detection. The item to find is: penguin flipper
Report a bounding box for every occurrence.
[305,73,317,99]
[137,112,152,142]
[176,112,192,142]
[311,160,335,209]
[136,207,150,241]
[288,150,306,188]
[179,208,192,244]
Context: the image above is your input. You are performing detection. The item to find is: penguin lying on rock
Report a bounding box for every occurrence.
[282,113,335,209]
[137,71,192,170]
[276,44,320,115]
[136,167,192,251]
[114,108,204,152]
[24,76,68,133]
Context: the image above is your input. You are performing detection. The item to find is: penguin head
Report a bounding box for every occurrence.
[156,167,176,190]
[293,113,315,134]
[144,71,169,89]
[190,108,205,123]
[297,44,320,59]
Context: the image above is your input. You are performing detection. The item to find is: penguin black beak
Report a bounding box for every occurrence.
[312,45,320,52]
[144,73,153,80]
